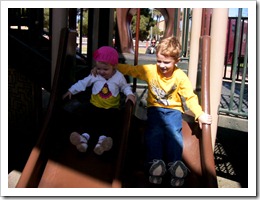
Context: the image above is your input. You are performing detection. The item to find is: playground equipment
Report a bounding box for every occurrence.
[116,8,180,54]
[15,28,135,188]
[7,8,232,188]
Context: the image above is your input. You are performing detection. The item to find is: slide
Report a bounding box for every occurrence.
[15,29,217,188]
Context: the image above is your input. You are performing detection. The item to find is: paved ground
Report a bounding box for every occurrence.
[214,126,248,188]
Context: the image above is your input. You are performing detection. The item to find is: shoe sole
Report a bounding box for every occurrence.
[70,132,87,146]
[94,137,113,155]
[149,175,162,184]
[76,143,88,152]
[101,137,113,151]
[168,161,188,178]
[149,160,166,176]
[170,177,185,187]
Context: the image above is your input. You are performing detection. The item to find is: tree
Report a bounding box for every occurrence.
[77,9,88,37]
[43,8,49,32]
[130,8,156,41]
[151,9,163,40]
[152,25,161,39]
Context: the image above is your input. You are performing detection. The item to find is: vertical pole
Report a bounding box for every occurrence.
[79,8,83,54]
[184,8,190,56]
[51,8,67,88]
[238,34,248,113]
[87,9,100,67]
[133,8,140,93]
[150,8,153,39]
[173,8,179,37]
[98,8,114,47]
[188,8,202,90]
[200,36,218,188]
[181,8,187,56]
[229,8,242,110]
[210,8,228,146]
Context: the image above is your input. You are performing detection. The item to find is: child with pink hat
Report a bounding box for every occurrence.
[63,46,135,155]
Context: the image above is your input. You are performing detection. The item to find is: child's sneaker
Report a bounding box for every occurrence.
[148,159,166,184]
[149,159,166,176]
[94,135,113,155]
[168,160,188,178]
[149,176,162,184]
[170,177,185,187]
[70,132,90,152]
[168,160,188,187]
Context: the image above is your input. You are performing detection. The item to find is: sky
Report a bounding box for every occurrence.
[228,8,248,17]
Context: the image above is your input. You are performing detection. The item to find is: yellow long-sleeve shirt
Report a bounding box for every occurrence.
[117,63,204,120]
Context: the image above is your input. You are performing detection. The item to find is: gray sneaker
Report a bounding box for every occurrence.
[149,176,162,184]
[170,177,185,187]
[149,159,166,176]
[70,132,90,152]
[168,160,188,178]
[168,161,188,187]
[94,135,113,155]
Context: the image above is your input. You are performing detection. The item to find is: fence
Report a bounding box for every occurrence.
[219,9,248,119]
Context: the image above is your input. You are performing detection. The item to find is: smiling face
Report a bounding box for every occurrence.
[156,53,178,78]
[96,61,115,80]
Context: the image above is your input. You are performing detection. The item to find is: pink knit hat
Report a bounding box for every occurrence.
[93,46,118,66]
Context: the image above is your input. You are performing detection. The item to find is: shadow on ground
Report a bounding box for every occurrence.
[214,127,248,188]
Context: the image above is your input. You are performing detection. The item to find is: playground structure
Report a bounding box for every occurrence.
[7,8,247,189]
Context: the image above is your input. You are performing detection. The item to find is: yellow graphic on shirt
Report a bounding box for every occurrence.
[99,83,112,99]
[151,79,177,106]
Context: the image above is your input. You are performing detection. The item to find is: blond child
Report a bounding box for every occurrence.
[116,36,212,187]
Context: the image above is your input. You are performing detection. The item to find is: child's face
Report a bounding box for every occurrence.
[156,53,178,78]
[96,62,115,80]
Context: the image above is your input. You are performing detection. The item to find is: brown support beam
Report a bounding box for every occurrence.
[199,36,218,188]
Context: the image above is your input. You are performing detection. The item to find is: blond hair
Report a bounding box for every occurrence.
[156,36,181,60]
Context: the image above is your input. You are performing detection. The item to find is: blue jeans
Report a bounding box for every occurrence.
[145,107,183,165]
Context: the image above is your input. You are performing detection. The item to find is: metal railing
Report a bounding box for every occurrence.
[219,9,248,119]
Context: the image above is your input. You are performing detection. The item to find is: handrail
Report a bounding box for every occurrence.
[112,8,140,187]
[112,100,134,187]
[16,28,71,187]
[199,35,218,187]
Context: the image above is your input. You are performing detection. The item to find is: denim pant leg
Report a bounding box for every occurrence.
[144,107,165,164]
[164,109,183,164]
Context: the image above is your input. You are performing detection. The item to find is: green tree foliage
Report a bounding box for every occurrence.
[43,8,49,32]
[82,10,88,36]
[77,9,88,36]
[152,9,163,40]
[130,8,156,41]
[152,25,160,37]
[75,8,160,40]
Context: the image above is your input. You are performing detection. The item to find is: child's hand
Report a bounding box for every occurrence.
[198,113,212,129]
[91,67,98,76]
[62,91,72,100]
[126,94,136,105]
